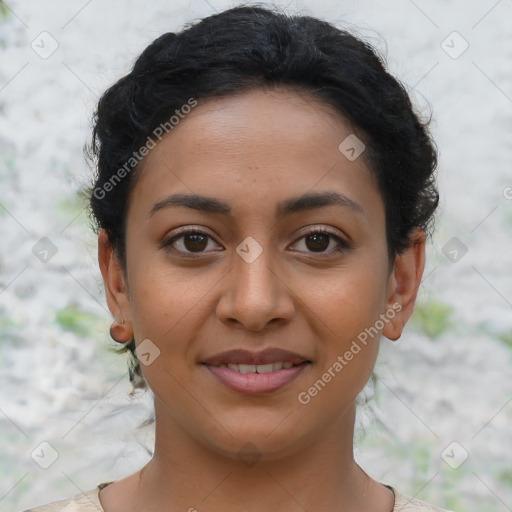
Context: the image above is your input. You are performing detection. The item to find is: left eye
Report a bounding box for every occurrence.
[291,229,348,255]
[163,228,348,256]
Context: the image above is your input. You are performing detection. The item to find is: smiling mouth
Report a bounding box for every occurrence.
[202,361,312,395]
[205,361,309,373]
[201,347,312,393]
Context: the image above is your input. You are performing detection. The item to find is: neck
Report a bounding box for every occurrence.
[122,399,387,512]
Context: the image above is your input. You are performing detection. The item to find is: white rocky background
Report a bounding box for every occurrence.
[0,1,511,511]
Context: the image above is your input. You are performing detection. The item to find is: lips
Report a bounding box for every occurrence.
[202,348,311,367]
[201,348,312,395]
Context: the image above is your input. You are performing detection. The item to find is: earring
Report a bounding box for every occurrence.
[109,319,131,343]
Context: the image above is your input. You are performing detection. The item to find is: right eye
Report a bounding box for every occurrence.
[162,228,223,256]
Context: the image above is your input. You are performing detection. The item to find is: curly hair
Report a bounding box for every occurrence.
[86,4,439,390]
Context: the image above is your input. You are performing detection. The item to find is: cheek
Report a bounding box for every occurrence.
[296,282,384,418]
[303,259,389,341]
[129,271,195,337]
[126,259,223,363]
[297,256,388,397]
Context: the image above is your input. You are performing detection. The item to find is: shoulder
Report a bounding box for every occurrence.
[390,486,455,512]
[21,482,111,512]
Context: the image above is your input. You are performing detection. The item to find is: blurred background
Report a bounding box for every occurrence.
[0,0,511,510]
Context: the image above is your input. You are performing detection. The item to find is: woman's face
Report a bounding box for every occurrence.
[102,88,420,461]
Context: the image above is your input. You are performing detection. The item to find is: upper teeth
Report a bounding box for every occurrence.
[219,362,295,373]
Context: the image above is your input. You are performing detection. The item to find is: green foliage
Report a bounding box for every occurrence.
[0,306,20,345]
[55,192,89,230]
[0,306,15,327]
[0,2,10,51]
[0,155,16,176]
[0,2,8,21]
[497,467,512,486]
[497,330,512,350]
[441,463,465,511]
[54,303,103,338]
[411,300,453,339]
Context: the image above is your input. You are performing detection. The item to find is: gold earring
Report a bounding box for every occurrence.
[109,320,131,343]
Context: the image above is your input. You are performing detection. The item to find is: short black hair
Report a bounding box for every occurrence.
[86,4,439,389]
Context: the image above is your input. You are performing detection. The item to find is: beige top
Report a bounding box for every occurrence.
[22,482,453,511]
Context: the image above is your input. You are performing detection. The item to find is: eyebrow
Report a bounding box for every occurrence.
[149,191,364,219]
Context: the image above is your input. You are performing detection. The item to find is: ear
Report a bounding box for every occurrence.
[382,228,426,341]
[98,229,134,341]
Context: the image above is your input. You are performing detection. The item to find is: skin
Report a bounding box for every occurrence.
[97,87,425,512]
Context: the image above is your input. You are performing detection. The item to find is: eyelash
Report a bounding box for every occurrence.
[162,227,350,258]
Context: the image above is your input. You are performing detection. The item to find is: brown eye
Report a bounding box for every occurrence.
[291,229,349,256]
[182,232,209,252]
[163,229,221,255]
[305,232,330,252]
[163,227,349,258]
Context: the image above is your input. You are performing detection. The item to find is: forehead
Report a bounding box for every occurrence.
[128,87,383,225]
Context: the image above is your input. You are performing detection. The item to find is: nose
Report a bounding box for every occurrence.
[215,237,295,332]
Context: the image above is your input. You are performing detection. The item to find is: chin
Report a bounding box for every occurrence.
[199,412,311,463]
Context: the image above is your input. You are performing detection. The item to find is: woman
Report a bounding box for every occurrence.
[25,5,450,511]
